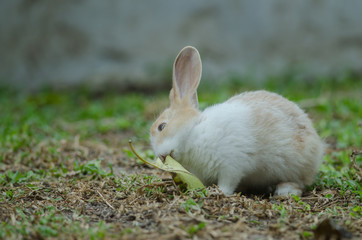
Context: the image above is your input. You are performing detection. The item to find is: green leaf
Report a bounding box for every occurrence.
[129,140,205,190]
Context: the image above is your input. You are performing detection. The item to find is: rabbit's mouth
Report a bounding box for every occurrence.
[159,150,175,163]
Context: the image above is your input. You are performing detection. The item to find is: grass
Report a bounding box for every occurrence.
[0,74,361,239]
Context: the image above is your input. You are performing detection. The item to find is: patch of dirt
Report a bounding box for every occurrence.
[1,137,361,239]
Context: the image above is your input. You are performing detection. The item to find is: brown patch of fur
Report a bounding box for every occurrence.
[294,123,307,151]
[151,104,200,145]
[230,91,302,117]
[233,90,304,130]
[253,109,278,129]
[230,91,316,155]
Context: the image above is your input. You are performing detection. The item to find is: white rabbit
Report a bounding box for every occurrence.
[150,46,324,196]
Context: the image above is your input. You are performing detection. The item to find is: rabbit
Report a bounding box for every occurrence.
[150,46,324,196]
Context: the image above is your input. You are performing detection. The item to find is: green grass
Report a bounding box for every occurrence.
[0,74,361,239]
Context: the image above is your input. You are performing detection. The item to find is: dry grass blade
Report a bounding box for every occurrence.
[97,190,116,211]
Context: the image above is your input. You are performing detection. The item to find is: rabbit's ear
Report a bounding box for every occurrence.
[171,46,202,108]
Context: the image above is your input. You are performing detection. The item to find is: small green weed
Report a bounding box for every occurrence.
[74,159,113,178]
[187,222,206,237]
[183,198,203,213]
[0,170,42,186]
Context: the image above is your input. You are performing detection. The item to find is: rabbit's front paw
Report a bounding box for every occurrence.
[217,173,241,196]
[274,182,302,197]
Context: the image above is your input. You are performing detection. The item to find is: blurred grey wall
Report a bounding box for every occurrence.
[0,0,362,90]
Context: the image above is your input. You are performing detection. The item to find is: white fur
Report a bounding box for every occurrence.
[275,182,303,196]
[150,46,324,196]
[152,98,323,195]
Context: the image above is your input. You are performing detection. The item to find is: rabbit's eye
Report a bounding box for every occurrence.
[158,122,166,131]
